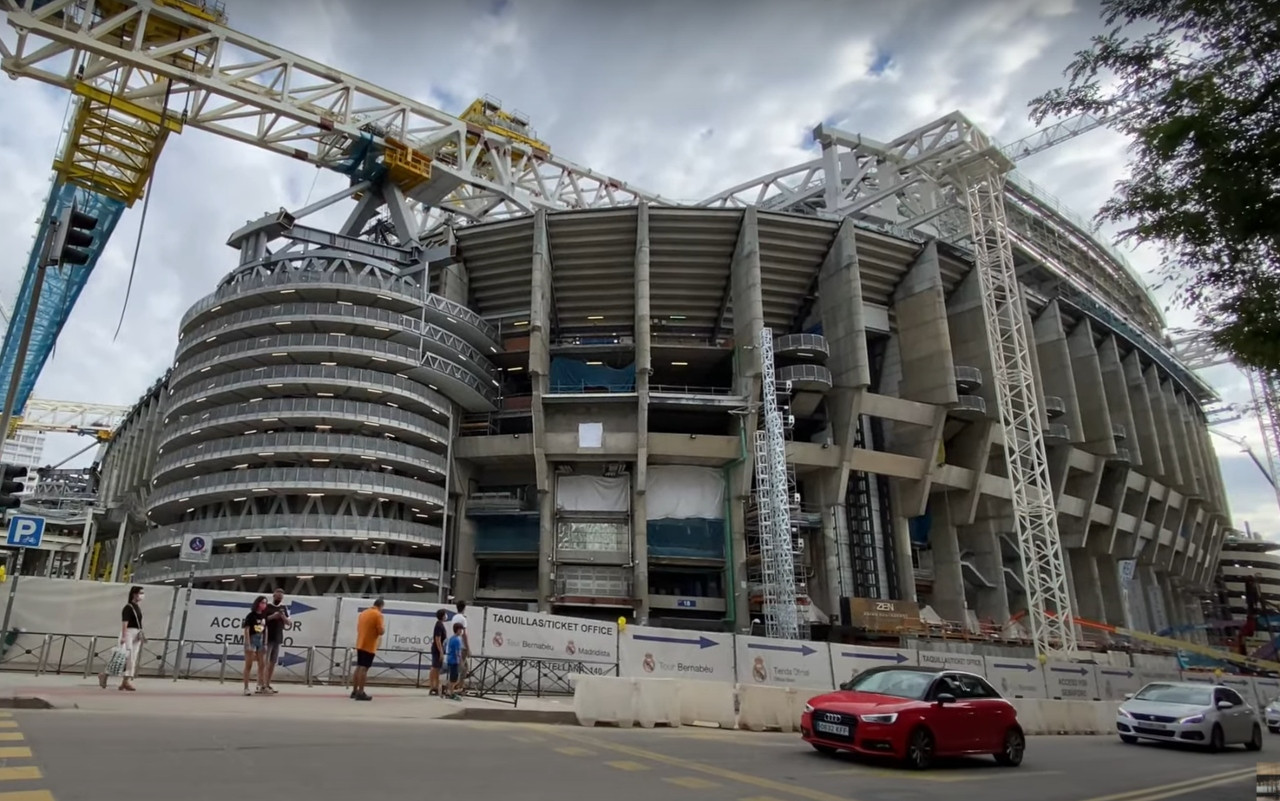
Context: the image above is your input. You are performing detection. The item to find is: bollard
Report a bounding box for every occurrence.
[84,635,97,678]
[172,641,185,682]
[218,642,228,683]
[35,634,52,675]
[305,646,314,687]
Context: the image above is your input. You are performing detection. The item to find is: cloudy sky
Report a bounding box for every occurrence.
[0,0,1274,536]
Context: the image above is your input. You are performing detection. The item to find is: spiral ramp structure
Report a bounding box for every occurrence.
[133,250,501,595]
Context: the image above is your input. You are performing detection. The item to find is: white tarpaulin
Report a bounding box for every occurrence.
[556,475,629,513]
[645,465,725,520]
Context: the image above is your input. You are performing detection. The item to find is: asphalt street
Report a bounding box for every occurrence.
[0,708,1265,801]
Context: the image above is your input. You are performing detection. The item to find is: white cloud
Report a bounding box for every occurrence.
[0,0,1271,535]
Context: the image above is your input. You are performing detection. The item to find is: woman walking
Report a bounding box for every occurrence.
[99,585,145,691]
[242,596,268,696]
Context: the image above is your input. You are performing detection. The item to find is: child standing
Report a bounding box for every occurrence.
[444,621,464,701]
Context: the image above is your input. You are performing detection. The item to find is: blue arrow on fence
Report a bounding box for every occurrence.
[993,662,1037,672]
[633,634,719,649]
[193,599,317,615]
[187,651,307,668]
[749,642,818,657]
[842,651,909,664]
[1098,669,1134,678]
[361,606,452,620]
[1050,666,1089,676]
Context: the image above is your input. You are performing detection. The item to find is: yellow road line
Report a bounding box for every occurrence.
[740,797,790,801]
[605,760,650,772]
[0,768,41,782]
[554,746,595,756]
[0,735,25,743]
[508,734,541,744]
[0,749,31,760]
[665,776,721,790]
[531,726,858,801]
[1071,767,1255,801]
[0,792,54,801]
[0,723,19,730]
[819,766,1060,783]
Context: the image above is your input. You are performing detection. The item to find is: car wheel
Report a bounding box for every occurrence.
[1119,734,1139,745]
[905,727,935,770]
[811,744,837,756]
[1248,724,1264,752]
[1208,724,1225,753]
[994,727,1025,767]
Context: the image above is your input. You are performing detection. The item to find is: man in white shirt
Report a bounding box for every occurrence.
[453,600,471,690]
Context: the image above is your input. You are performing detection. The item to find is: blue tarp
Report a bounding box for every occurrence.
[909,512,931,546]
[647,518,725,560]
[473,515,540,554]
[550,358,635,393]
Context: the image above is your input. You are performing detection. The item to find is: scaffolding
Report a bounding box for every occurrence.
[747,327,807,639]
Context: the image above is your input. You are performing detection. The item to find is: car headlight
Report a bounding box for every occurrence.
[1180,714,1205,725]
[859,713,898,725]
[1117,708,1133,719]
[803,704,814,713]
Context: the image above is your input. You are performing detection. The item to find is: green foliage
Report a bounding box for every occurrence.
[1030,0,1280,370]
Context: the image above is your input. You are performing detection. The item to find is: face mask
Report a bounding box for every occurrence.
[137,594,145,602]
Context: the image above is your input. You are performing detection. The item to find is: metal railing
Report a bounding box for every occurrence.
[0,633,608,704]
[648,384,738,396]
[133,552,442,583]
[138,515,444,555]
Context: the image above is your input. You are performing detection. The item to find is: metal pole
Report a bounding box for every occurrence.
[0,549,26,637]
[438,412,454,603]
[175,564,195,643]
[74,512,94,581]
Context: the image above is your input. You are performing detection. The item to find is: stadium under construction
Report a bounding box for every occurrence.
[0,1,1242,657]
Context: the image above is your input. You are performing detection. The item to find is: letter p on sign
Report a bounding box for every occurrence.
[6,515,44,548]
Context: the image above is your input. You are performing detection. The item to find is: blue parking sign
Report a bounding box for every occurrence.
[6,515,45,548]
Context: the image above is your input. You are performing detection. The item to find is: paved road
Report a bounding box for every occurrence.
[0,709,1265,801]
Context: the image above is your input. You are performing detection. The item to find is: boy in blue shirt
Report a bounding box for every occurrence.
[445,621,464,700]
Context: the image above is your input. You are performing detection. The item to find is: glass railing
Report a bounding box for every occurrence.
[148,466,447,511]
[138,514,443,554]
[134,552,442,583]
[152,430,448,481]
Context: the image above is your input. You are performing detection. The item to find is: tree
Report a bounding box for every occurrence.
[1030,0,1280,371]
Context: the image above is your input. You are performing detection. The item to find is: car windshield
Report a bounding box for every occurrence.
[847,669,934,700]
[1133,684,1211,706]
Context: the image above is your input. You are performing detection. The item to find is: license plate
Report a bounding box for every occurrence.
[1143,722,1169,730]
[815,721,850,737]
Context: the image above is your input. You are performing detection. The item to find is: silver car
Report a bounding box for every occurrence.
[1266,700,1280,733]
[1116,681,1263,752]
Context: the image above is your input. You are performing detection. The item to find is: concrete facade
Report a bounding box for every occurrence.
[96,206,1229,636]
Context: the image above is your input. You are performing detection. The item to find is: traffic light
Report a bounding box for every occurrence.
[47,201,99,267]
[0,464,26,511]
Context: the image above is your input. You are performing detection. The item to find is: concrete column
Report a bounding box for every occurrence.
[109,519,128,582]
[1095,553,1126,627]
[453,496,478,601]
[888,483,918,603]
[1068,548,1106,623]
[959,523,1009,622]
[73,514,95,582]
[1033,302,1084,443]
[1145,371,1184,487]
[1066,320,1115,457]
[929,495,966,623]
[528,210,554,610]
[633,204,651,622]
[817,219,869,607]
[728,208,764,630]
[1098,338,1141,467]
[1122,353,1162,477]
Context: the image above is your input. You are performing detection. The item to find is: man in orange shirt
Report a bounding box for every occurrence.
[352,597,385,702]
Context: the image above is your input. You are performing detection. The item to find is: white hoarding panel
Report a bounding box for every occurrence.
[333,597,470,684]
[619,625,734,682]
[1180,672,1214,685]
[481,608,618,664]
[983,656,1047,699]
[173,589,338,679]
[734,636,833,690]
[915,649,986,674]
[1094,665,1142,700]
[1253,677,1280,711]
[1044,662,1100,701]
[828,645,917,688]
[1131,653,1182,684]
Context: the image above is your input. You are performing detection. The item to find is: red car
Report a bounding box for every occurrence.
[801,665,1026,770]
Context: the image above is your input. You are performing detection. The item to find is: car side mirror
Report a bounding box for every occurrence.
[935,693,956,705]
[1216,700,1235,710]
[1122,693,1134,701]
[838,681,854,691]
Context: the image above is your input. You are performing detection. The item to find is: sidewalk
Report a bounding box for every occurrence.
[0,672,577,724]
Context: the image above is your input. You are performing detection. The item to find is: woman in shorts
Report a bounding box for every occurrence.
[241,596,268,696]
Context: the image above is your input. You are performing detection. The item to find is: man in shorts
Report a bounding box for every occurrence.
[352,597,385,702]
[452,600,471,691]
[429,608,448,696]
[261,588,290,694]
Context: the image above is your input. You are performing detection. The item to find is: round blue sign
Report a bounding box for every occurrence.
[188,536,206,552]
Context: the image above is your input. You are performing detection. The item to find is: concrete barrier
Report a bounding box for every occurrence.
[633,678,682,729]
[573,675,637,728]
[1011,699,1120,735]
[736,683,801,732]
[674,679,736,729]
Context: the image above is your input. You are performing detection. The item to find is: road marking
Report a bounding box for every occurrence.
[0,768,41,782]
[509,734,541,743]
[605,760,650,772]
[554,746,596,756]
[0,723,19,729]
[739,797,790,801]
[665,777,721,789]
[819,766,1061,783]
[0,750,31,760]
[0,792,55,801]
[530,726,859,801]
[0,735,25,743]
[1070,766,1255,801]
